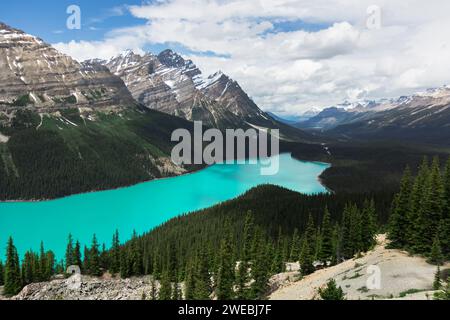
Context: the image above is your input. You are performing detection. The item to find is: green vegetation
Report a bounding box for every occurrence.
[2,237,56,297]
[283,140,450,194]
[434,267,442,290]
[318,279,345,300]
[434,277,450,300]
[347,272,362,280]
[63,95,77,104]
[12,94,31,107]
[357,286,369,293]
[388,156,450,261]
[0,107,202,200]
[398,288,425,298]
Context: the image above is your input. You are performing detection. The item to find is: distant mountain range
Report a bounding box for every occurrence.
[268,108,321,125]
[295,87,450,146]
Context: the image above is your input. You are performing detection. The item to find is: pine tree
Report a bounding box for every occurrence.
[55,259,65,274]
[236,211,254,299]
[110,230,120,275]
[318,279,345,300]
[159,269,172,300]
[250,241,271,299]
[361,199,377,251]
[433,266,441,290]
[305,213,316,255]
[21,251,37,285]
[433,277,450,300]
[45,251,55,281]
[439,157,450,258]
[340,204,353,258]
[388,166,412,248]
[299,237,314,276]
[331,223,341,265]
[65,234,74,269]
[319,207,333,265]
[417,157,446,253]
[406,158,429,251]
[151,249,161,280]
[194,249,211,300]
[129,231,143,276]
[167,240,177,282]
[89,234,101,276]
[0,260,4,286]
[38,242,53,282]
[83,245,90,274]
[119,249,130,278]
[314,228,322,262]
[349,204,363,254]
[4,237,22,296]
[445,157,450,214]
[216,223,235,300]
[270,228,284,274]
[72,241,82,268]
[184,259,195,300]
[428,235,444,265]
[289,228,301,262]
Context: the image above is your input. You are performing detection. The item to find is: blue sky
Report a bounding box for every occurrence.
[0,1,325,56]
[0,1,145,43]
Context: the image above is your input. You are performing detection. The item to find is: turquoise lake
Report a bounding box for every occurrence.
[0,153,330,259]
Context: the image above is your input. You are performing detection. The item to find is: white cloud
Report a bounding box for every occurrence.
[53,0,450,115]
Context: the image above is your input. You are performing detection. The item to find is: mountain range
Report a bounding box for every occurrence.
[87,49,310,141]
[295,87,450,146]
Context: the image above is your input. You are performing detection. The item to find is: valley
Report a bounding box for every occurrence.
[0,154,329,259]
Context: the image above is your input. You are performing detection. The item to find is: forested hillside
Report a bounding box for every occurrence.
[388,157,450,261]
[0,106,201,200]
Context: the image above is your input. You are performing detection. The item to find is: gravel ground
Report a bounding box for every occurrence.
[269,235,449,300]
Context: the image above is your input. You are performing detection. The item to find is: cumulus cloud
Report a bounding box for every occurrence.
[53,0,450,115]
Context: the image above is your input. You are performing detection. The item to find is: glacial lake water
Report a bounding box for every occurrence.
[0,153,330,259]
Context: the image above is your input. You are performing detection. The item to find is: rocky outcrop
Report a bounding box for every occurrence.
[8,274,160,300]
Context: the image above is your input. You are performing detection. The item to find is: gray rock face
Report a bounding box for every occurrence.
[8,275,161,301]
[96,49,277,130]
[0,22,134,113]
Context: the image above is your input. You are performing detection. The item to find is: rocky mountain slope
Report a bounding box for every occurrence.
[0,22,198,200]
[295,87,450,146]
[0,23,134,111]
[91,49,312,141]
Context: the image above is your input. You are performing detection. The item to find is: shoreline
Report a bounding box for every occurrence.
[0,152,332,203]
